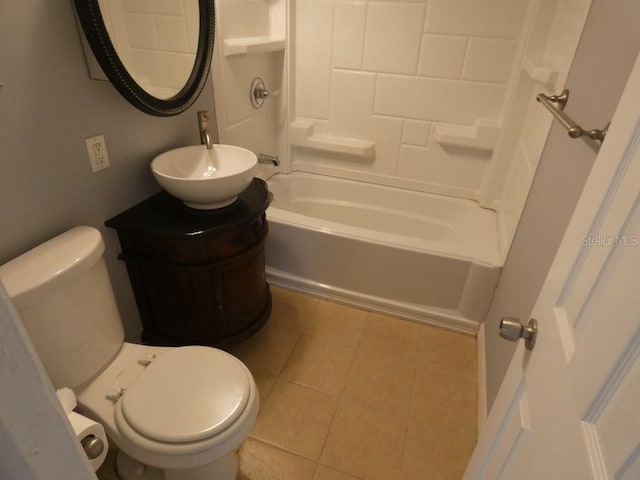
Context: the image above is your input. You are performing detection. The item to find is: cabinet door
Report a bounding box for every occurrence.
[125,231,271,346]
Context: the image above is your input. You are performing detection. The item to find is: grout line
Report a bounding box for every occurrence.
[398,323,427,473]
[413,2,428,76]
[313,311,366,464]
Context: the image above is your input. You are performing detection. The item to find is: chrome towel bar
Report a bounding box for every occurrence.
[536,89,609,143]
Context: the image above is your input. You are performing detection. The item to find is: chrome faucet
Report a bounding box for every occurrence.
[197,111,213,149]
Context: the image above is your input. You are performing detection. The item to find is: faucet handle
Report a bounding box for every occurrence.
[197,111,213,149]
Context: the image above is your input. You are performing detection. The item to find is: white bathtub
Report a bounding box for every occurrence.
[265,172,502,333]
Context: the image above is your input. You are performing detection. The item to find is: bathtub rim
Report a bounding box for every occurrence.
[266,171,502,268]
[267,206,501,269]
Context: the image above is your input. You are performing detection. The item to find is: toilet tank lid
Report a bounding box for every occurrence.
[0,226,105,309]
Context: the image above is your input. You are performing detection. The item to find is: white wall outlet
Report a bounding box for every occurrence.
[85,135,110,172]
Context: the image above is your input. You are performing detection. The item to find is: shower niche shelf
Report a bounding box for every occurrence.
[223,36,285,57]
[289,119,375,158]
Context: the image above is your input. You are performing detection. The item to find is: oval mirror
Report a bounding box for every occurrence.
[74,0,215,117]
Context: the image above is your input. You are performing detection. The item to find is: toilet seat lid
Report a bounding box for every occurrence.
[120,346,251,443]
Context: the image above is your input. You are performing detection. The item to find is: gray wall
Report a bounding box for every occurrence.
[485,0,640,411]
[0,0,216,340]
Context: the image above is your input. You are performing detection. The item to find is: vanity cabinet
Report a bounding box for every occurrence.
[105,178,272,347]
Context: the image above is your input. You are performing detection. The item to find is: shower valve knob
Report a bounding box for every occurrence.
[250,77,269,109]
[499,317,538,350]
[255,87,269,99]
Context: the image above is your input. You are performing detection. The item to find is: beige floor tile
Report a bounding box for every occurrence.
[252,370,278,405]
[269,286,318,333]
[273,285,320,309]
[304,301,369,348]
[314,465,362,480]
[410,368,477,439]
[228,322,301,376]
[341,315,421,416]
[358,313,424,362]
[273,285,320,305]
[360,313,423,356]
[320,400,407,479]
[419,326,477,379]
[363,466,409,480]
[251,379,339,460]
[315,299,369,321]
[342,344,417,416]
[281,335,356,394]
[402,420,476,480]
[239,437,316,480]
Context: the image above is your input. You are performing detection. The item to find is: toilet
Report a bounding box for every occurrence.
[0,226,259,480]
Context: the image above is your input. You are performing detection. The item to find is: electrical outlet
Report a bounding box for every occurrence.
[85,135,110,172]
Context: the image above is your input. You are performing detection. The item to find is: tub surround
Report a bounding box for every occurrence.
[265,173,501,334]
[291,0,530,201]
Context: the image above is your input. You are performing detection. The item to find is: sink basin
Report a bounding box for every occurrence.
[151,144,257,209]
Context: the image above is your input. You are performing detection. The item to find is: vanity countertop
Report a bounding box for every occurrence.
[105,177,270,238]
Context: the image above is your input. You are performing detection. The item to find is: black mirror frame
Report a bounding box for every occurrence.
[74,0,215,117]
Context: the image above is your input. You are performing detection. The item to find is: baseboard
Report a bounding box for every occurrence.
[267,267,479,336]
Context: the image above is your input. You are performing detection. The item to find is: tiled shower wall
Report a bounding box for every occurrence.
[98,0,199,97]
[292,0,533,200]
[211,0,286,168]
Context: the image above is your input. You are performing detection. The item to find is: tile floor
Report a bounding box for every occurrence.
[230,286,478,480]
[97,285,478,480]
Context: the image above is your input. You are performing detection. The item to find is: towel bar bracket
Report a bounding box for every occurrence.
[544,90,569,110]
[536,89,609,143]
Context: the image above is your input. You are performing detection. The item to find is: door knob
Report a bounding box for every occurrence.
[499,317,538,350]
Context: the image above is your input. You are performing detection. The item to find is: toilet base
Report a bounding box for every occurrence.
[116,449,239,480]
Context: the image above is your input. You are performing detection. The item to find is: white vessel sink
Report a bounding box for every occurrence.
[151,144,257,210]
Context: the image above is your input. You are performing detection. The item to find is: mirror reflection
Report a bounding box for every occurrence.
[97,0,199,99]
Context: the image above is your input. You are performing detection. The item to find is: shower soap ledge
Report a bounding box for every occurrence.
[433,119,500,152]
[289,120,375,159]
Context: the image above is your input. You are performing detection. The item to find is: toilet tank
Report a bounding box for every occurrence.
[0,226,124,389]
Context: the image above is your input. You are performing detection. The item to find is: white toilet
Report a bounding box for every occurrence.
[0,226,259,480]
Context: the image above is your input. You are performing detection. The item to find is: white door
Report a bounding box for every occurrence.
[466,54,640,479]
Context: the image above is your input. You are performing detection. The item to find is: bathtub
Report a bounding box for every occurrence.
[264,172,502,333]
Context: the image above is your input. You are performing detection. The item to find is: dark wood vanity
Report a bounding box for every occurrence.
[106,178,271,347]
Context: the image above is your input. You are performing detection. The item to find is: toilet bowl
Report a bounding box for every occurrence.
[0,226,259,480]
[77,343,259,480]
